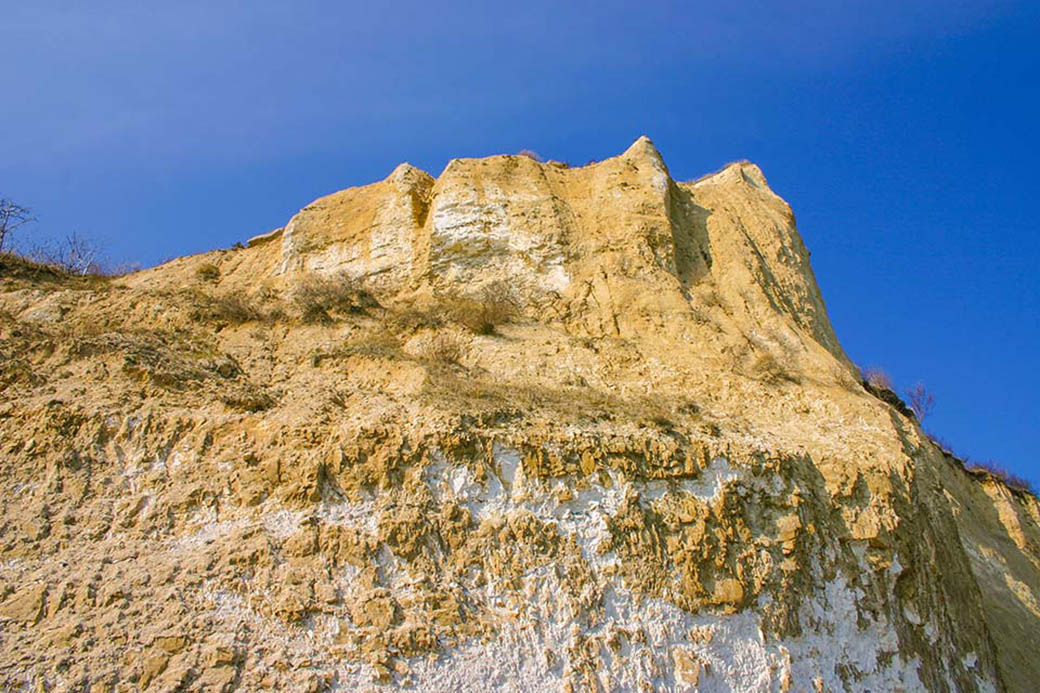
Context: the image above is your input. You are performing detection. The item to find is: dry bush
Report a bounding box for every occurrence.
[967,461,1037,497]
[447,281,518,336]
[17,234,118,279]
[68,329,240,390]
[291,272,376,324]
[343,331,402,359]
[0,251,65,281]
[859,366,917,418]
[1,252,121,293]
[861,366,892,391]
[384,307,444,334]
[220,384,276,412]
[517,149,543,162]
[313,331,403,366]
[829,362,863,390]
[926,433,957,457]
[419,332,466,365]
[421,367,689,430]
[328,388,351,409]
[749,351,798,384]
[906,381,935,422]
[697,288,723,309]
[196,263,220,282]
[184,290,277,325]
[263,304,288,323]
[209,294,264,323]
[0,199,35,251]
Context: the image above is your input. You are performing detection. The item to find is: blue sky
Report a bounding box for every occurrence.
[2,1,1038,485]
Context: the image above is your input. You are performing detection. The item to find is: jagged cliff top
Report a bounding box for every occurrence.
[112,137,880,470]
[1,138,1038,691]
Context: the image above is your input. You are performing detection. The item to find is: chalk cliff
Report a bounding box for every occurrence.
[1,138,1037,691]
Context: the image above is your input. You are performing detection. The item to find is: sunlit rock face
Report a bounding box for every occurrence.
[1,138,1037,692]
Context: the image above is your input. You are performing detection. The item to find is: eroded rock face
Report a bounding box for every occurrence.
[1,138,1037,691]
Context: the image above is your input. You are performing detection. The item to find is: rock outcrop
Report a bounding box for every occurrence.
[1,138,1037,691]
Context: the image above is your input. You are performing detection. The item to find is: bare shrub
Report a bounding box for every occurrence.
[830,362,862,390]
[906,382,935,422]
[26,233,106,275]
[210,294,264,323]
[220,384,276,412]
[310,331,404,364]
[0,251,66,281]
[448,281,518,336]
[196,263,220,282]
[861,366,892,391]
[0,199,35,251]
[328,389,351,409]
[346,331,402,359]
[967,461,1037,497]
[384,307,444,334]
[749,351,797,384]
[926,433,957,457]
[419,332,466,365]
[72,329,241,390]
[184,290,267,324]
[291,272,375,324]
[517,149,543,162]
[860,366,915,418]
[262,303,287,324]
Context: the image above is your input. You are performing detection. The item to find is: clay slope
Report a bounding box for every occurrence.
[0,138,1037,692]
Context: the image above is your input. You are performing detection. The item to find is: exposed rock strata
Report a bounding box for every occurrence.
[0,138,1037,691]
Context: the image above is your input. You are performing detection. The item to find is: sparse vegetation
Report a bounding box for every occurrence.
[341,331,402,359]
[966,461,1037,497]
[62,328,240,390]
[748,350,798,384]
[925,433,1037,498]
[383,306,444,334]
[208,293,264,323]
[328,388,351,409]
[517,149,543,162]
[927,433,958,457]
[0,251,68,282]
[419,331,466,365]
[196,263,220,282]
[859,365,916,418]
[906,382,935,422]
[291,271,376,324]
[447,281,518,336]
[421,366,687,429]
[861,366,892,391]
[183,289,283,325]
[0,199,35,251]
[220,384,276,412]
[312,330,404,365]
[18,232,113,277]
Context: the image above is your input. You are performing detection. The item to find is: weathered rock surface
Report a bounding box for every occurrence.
[0,138,1037,691]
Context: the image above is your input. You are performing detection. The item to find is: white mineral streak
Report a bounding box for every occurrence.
[405,447,946,692]
[278,215,301,276]
[319,496,380,534]
[428,178,570,292]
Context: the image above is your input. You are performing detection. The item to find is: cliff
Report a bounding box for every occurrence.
[1,137,1037,691]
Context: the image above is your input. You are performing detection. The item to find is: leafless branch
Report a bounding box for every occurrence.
[0,198,36,251]
[906,381,935,422]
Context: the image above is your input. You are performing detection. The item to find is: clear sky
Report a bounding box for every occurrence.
[3,1,1037,486]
